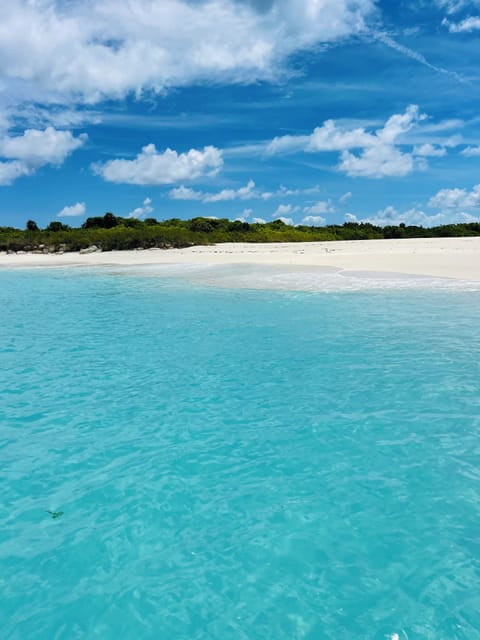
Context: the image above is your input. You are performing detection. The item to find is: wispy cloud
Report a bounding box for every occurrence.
[372,31,464,82]
[169,181,322,202]
[443,15,480,31]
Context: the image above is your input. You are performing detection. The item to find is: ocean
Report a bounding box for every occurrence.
[1,267,480,639]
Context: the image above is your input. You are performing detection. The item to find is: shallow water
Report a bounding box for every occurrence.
[1,269,480,639]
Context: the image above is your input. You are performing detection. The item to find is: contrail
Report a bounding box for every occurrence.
[372,31,465,84]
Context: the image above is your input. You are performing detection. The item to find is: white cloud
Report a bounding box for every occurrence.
[169,181,321,203]
[435,1,478,14]
[0,160,32,185]
[428,184,480,209]
[9,104,102,130]
[303,200,334,215]
[339,145,414,178]
[346,205,479,227]
[57,202,86,217]
[266,133,311,155]
[277,217,294,226]
[461,146,480,156]
[443,15,480,31]
[0,126,86,185]
[301,215,326,226]
[372,31,463,82]
[252,217,266,224]
[128,197,154,219]
[267,105,429,178]
[308,120,372,151]
[260,185,322,200]
[235,208,253,222]
[0,0,375,109]
[203,180,255,203]
[94,144,223,185]
[344,213,358,222]
[0,127,86,166]
[339,191,352,203]
[169,185,203,200]
[272,204,300,217]
[413,143,447,157]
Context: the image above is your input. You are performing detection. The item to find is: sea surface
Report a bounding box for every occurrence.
[1,267,480,639]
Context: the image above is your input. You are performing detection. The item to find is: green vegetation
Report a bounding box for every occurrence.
[1,213,480,254]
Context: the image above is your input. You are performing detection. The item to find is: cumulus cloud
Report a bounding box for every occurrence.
[169,185,203,200]
[346,206,479,227]
[0,0,375,109]
[303,200,334,215]
[272,204,300,217]
[235,208,253,222]
[339,145,415,178]
[57,202,86,217]
[267,105,430,178]
[0,160,33,185]
[129,197,154,218]
[461,146,480,156]
[277,216,294,225]
[252,217,266,224]
[0,127,87,166]
[428,184,480,209]
[203,180,256,203]
[413,143,447,157]
[0,126,86,185]
[301,215,326,226]
[94,144,223,185]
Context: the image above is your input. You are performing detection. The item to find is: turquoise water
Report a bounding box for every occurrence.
[1,269,480,640]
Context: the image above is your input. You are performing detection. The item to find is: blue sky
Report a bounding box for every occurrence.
[0,0,480,228]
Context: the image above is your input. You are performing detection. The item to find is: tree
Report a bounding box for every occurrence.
[188,217,215,233]
[82,216,105,229]
[26,220,39,231]
[46,221,70,232]
[123,218,143,228]
[103,212,118,229]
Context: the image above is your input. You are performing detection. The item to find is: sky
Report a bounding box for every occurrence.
[0,0,480,228]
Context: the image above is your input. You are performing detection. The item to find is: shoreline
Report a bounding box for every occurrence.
[1,237,480,284]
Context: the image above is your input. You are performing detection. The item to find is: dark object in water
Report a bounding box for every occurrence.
[46,510,64,519]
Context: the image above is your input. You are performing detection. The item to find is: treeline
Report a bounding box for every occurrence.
[2,212,480,253]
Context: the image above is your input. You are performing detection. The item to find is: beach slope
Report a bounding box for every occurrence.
[1,237,479,281]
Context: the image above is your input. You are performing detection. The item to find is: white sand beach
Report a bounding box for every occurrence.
[1,237,479,283]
